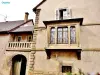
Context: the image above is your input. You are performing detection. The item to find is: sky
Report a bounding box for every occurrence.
[0,0,42,22]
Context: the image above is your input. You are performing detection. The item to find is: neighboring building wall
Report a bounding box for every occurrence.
[0,34,10,68]
[2,51,30,75]
[0,33,33,75]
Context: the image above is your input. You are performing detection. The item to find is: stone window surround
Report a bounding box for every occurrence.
[50,25,77,45]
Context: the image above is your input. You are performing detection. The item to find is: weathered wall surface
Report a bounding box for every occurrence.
[34,51,100,74]
[80,25,100,49]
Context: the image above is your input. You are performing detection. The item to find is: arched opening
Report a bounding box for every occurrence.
[12,55,27,75]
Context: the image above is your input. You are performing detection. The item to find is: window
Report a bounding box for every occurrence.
[57,27,68,44]
[50,27,55,44]
[62,66,72,73]
[50,26,76,44]
[27,35,33,42]
[56,8,71,20]
[15,36,22,42]
[70,26,76,44]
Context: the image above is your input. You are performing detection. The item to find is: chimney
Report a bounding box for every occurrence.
[24,12,29,22]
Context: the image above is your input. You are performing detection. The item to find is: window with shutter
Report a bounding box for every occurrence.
[56,8,71,20]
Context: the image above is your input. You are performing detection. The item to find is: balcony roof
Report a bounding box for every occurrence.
[43,18,83,27]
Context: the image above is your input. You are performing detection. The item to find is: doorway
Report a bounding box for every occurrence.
[12,55,27,75]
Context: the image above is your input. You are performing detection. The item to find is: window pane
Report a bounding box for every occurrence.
[57,27,68,44]
[50,27,55,44]
[57,28,62,43]
[70,26,76,44]
[63,27,68,44]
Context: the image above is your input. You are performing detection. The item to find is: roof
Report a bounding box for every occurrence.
[43,18,83,27]
[0,19,34,33]
[11,26,33,33]
[0,20,24,33]
[33,0,46,12]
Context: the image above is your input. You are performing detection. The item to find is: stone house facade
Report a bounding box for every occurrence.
[32,0,100,75]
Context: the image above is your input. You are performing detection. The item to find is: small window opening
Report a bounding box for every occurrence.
[62,66,72,73]
[59,9,66,20]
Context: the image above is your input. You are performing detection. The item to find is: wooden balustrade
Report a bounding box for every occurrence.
[7,42,33,50]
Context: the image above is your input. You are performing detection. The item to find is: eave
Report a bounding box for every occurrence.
[43,18,83,27]
[0,31,9,34]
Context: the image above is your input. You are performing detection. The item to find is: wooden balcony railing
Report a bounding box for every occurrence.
[7,42,34,50]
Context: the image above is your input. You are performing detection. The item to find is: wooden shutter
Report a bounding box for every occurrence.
[55,9,59,20]
[63,8,71,19]
[63,9,68,19]
[67,8,71,19]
